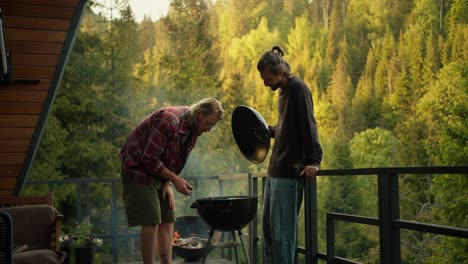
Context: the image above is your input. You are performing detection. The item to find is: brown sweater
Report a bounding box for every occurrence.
[268,76,322,178]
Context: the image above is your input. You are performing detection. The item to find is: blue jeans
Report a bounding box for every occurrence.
[262,176,304,264]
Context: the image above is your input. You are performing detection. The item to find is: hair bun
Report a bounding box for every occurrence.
[271,46,284,57]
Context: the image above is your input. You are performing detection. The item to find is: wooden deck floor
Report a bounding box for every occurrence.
[125,257,233,264]
[162,258,233,263]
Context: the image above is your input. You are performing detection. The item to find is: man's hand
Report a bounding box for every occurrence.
[299,165,319,181]
[172,176,193,196]
[162,182,175,209]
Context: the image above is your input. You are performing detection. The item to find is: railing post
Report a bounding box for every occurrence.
[76,182,82,221]
[219,178,224,196]
[305,179,318,264]
[261,176,266,264]
[248,174,258,264]
[194,176,199,197]
[326,213,335,264]
[111,181,118,264]
[85,180,91,218]
[218,178,229,260]
[378,173,401,264]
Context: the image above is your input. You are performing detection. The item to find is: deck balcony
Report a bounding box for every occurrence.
[25,165,468,264]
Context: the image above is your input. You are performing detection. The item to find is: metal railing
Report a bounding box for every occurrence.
[27,166,468,264]
[28,174,260,263]
[301,166,468,264]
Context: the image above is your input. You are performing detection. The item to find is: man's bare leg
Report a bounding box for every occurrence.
[141,225,158,264]
[156,222,174,264]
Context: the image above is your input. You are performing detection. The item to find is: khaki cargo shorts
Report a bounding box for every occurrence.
[121,170,175,226]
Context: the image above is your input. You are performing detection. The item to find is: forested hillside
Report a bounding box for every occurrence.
[26,0,467,263]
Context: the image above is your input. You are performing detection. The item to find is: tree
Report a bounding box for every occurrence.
[327,41,354,136]
[286,17,316,79]
[385,0,415,36]
[350,127,401,168]
[321,137,376,261]
[410,0,441,37]
[345,0,373,86]
[326,0,346,66]
[26,115,69,198]
[417,62,467,165]
[159,0,220,105]
[352,50,382,131]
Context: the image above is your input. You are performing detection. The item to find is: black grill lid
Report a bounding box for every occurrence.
[231,105,270,163]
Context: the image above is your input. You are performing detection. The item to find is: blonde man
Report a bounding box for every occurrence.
[119,98,224,263]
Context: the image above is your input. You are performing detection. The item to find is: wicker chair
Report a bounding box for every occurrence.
[0,210,13,264]
[0,192,66,264]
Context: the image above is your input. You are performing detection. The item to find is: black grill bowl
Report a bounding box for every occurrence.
[191,196,258,232]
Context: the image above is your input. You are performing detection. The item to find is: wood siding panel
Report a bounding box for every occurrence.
[7,40,63,55]
[0,165,22,177]
[5,28,67,43]
[0,115,39,127]
[4,15,71,31]
[0,177,16,190]
[9,79,51,90]
[0,0,82,197]
[0,90,48,102]
[0,3,75,19]
[13,54,60,66]
[0,153,26,165]
[14,65,56,79]
[0,190,13,198]
[0,140,30,152]
[0,0,78,7]
[0,128,35,139]
[0,102,43,114]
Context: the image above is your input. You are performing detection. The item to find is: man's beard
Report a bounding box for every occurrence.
[269,81,282,91]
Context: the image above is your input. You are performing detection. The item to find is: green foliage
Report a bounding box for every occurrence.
[64,217,103,248]
[158,0,220,105]
[350,128,400,167]
[448,0,468,24]
[418,62,468,165]
[410,0,440,37]
[29,116,68,181]
[327,46,354,135]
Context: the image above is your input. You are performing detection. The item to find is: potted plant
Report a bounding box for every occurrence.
[60,217,103,264]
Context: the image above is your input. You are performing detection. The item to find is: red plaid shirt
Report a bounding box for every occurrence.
[119,106,197,184]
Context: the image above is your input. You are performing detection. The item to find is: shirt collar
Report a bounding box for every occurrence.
[179,109,195,135]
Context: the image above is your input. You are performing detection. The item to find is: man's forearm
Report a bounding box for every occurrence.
[158,167,179,183]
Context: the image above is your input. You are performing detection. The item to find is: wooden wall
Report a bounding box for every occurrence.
[0,0,85,198]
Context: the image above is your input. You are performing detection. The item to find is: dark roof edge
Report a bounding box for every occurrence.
[14,0,89,196]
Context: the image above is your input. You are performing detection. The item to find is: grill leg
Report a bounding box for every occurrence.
[237,229,251,264]
[201,229,215,264]
[231,231,239,264]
